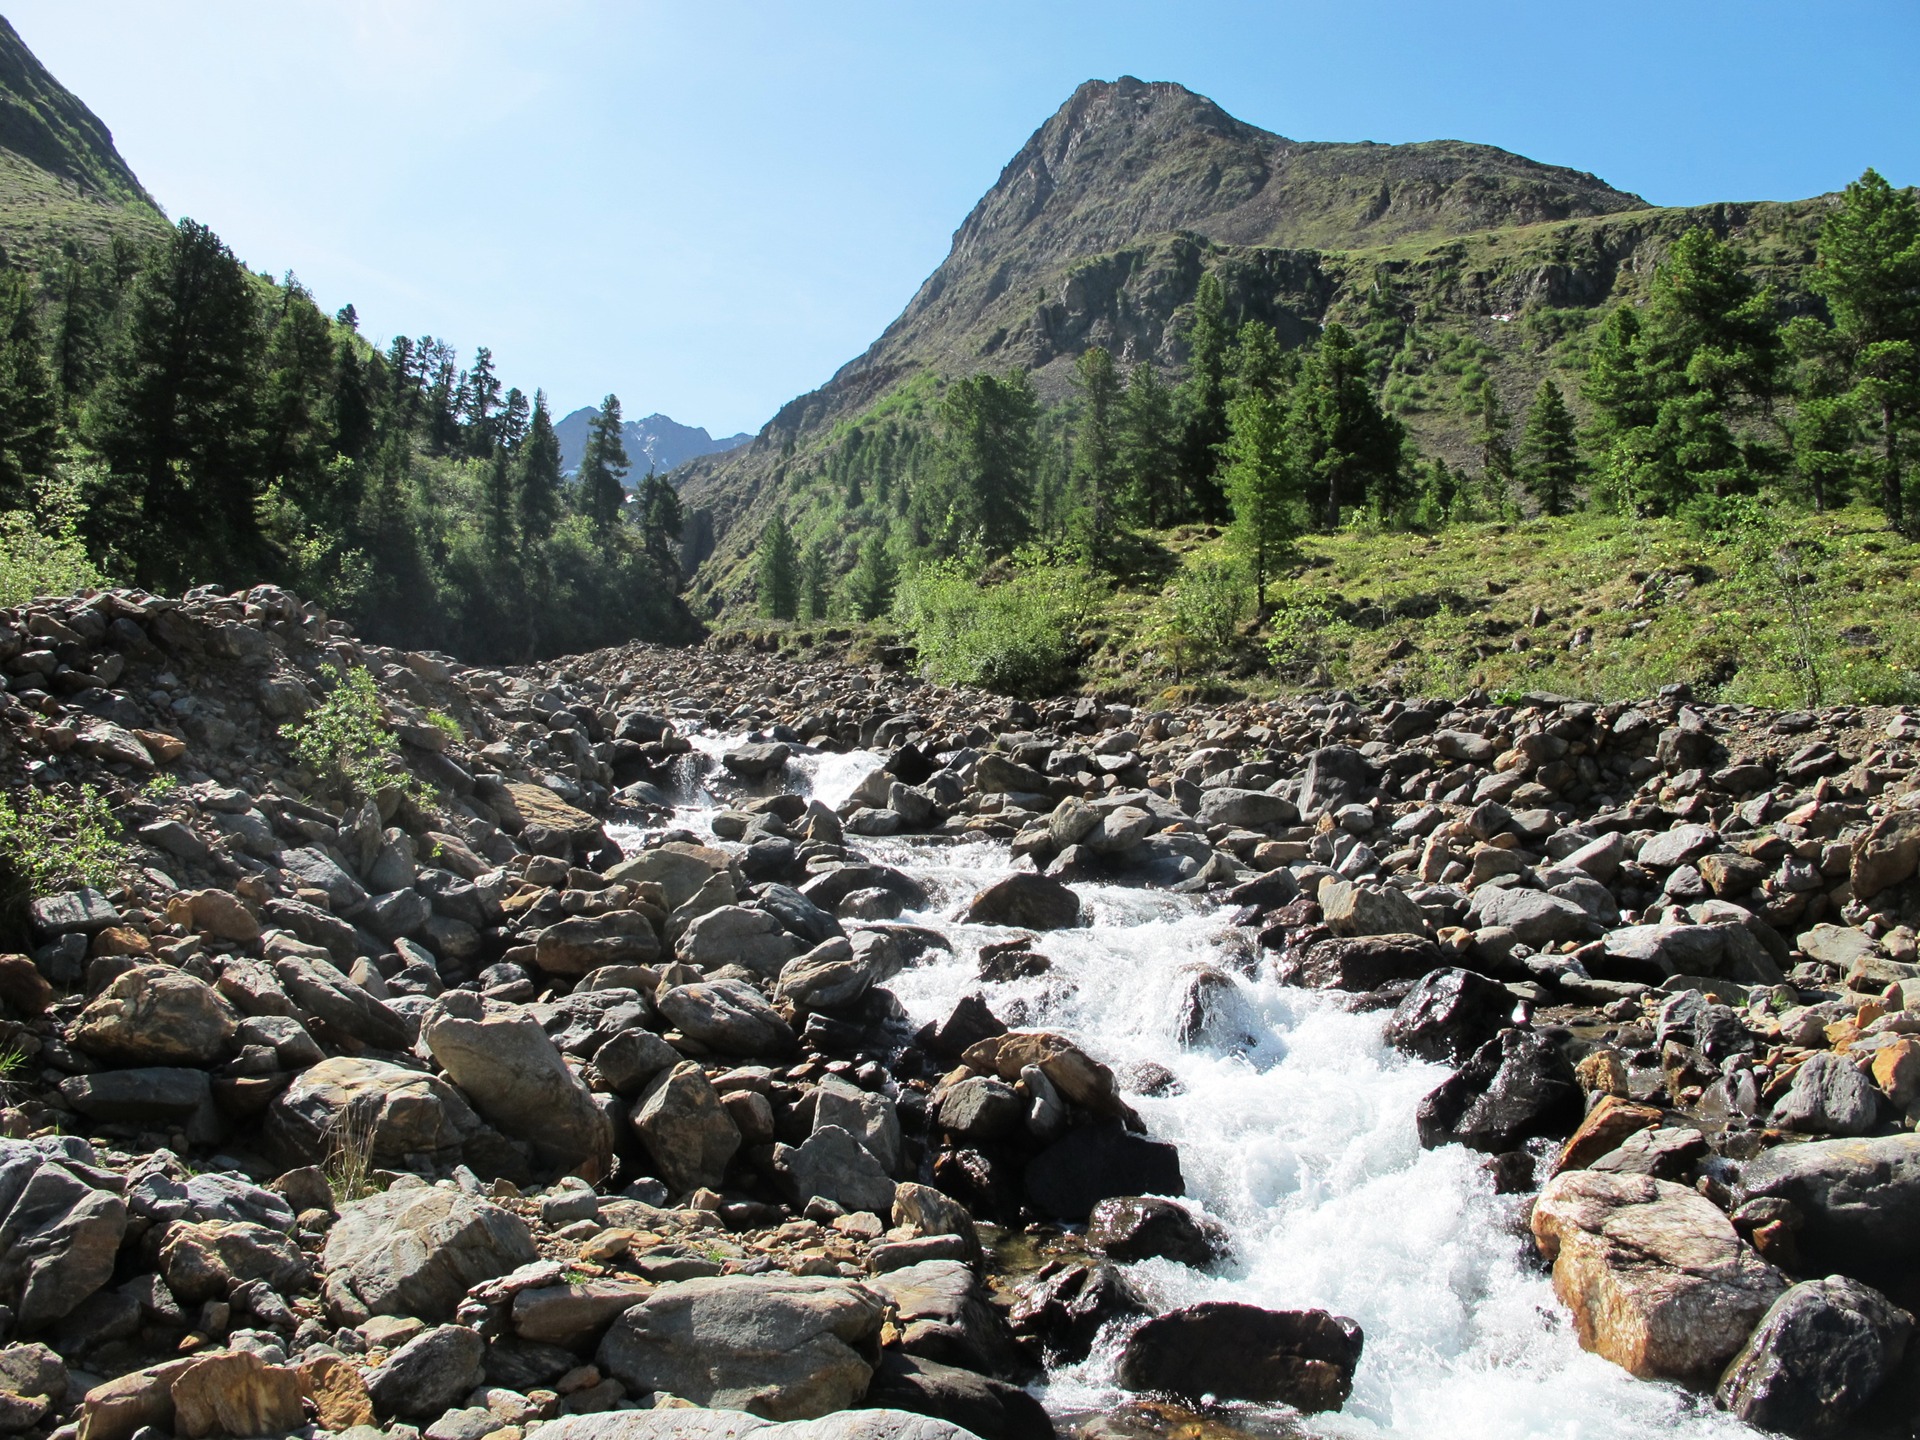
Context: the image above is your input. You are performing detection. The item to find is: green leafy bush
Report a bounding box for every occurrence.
[281,666,412,799]
[0,784,127,894]
[0,470,109,607]
[1149,555,1251,675]
[894,555,1105,695]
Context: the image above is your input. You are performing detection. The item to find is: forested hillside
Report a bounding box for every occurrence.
[0,19,695,659]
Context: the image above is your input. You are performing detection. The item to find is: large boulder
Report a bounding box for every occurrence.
[1318,880,1428,939]
[633,1061,741,1195]
[322,1183,537,1322]
[657,980,796,1057]
[1715,1276,1913,1439]
[424,1011,611,1179]
[365,1323,487,1421]
[1195,789,1298,830]
[157,1219,308,1303]
[1007,1260,1146,1364]
[862,1352,1055,1440]
[1088,1196,1227,1268]
[1468,887,1592,948]
[681,906,802,977]
[1298,746,1375,816]
[0,1138,128,1331]
[532,1412,984,1440]
[1115,1303,1363,1413]
[1382,968,1514,1064]
[775,1126,896,1216]
[70,966,238,1067]
[1025,1123,1182,1221]
[1737,1134,1920,1276]
[269,953,412,1050]
[866,1260,1023,1380]
[1531,1169,1787,1380]
[1850,808,1920,901]
[1283,934,1444,991]
[535,912,661,976]
[966,873,1082,931]
[596,1273,887,1420]
[266,1056,493,1172]
[1416,1029,1581,1154]
[1770,1053,1880,1137]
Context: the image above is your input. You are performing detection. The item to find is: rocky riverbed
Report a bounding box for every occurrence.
[0,583,1918,1440]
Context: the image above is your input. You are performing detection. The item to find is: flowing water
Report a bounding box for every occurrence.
[617,736,1759,1440]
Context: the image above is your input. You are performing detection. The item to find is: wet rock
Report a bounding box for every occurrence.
[633,1061,740,1194]
[1552,1096,1664,1176]
[0,1138,128,1331]
[1382,968,1514,1064]
[1416,1029,1582,1154]
[1770,1053,1880,1137]
[1531,1169,1787,1380]
[322,1185,537,1322]
[425,1011,612,1179]
[1714,1276,1913,1439]
[1115,1302,1363,1413]
[1737,1134,1920,1276]
[596,1273,886,1420]
[1008,1260,1146,1364]
[1284,934,1444,991]
[724,742,792,777]
[367,1322,487,1421]
[862,1351,1055,1440]
[777,938,878,1014]
[1025,1123,1182,1221]
[966,873,1082,931]
[70,965,238,1066]
[1088,1196,1228,1268]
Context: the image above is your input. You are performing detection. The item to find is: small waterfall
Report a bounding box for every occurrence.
[623,737,1762,1440]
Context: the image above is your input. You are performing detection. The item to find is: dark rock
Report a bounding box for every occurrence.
[1738,1135,1920,1276]
[967,874,1082,931]
[1008,1260,1147,1363]
[1383,968,1515,1064]
[366,1323,486,1420]
[1088,1196,1228,1268]
[1416,1029,1582,1154]
[1284,934,1445,991]
[1025,1123,1182,1221]
[1299,747,1377,816]
[1115,1302,1363,1412]
[1715,1276,1912,1438]
[862,1352,1056,1440]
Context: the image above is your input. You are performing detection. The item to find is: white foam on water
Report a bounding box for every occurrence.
[652,744,1759,1439]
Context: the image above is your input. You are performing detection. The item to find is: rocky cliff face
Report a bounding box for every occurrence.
[553,409,750,482]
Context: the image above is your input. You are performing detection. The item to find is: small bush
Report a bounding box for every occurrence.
[894,556,1105,695]
[281,666,412,800]
[0,784,127,895]
[323,1096,382,1203]
[426,710,462,742]
[1150,555,1251,675]
[0,470,109,607]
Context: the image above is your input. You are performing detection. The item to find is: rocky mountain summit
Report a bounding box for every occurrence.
[552,412,749,485]
[0,585,1915,1438]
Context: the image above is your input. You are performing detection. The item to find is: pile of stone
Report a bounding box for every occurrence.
[2,587,1920,1439]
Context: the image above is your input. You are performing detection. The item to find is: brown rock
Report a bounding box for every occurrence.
[1851,809,1920,901]
[186,891,262,944]
[71,965,238,1067]
[1550,1096,1663,1176]
[296,1355,374,1431]
[1574,1048,1630,1098]
[76,1360,194,1440]
[0,954,51,1015]
[1531,1170,1787,1380]
[170,1351,305,1440]
[960,1031,1133,1123]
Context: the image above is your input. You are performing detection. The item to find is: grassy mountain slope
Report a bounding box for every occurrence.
[0,15,165,264]
[677,78,1833,615]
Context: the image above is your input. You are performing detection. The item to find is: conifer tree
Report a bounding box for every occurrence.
[1288,323,1404,529]
[637,470,685,580]
[928,370,1038,554]
[464,346,502,453]
[846,533,899,620]
[499,387,531,452]
[330,339,375,464]
[1519,379,1581,515]
[1811,169,1920,529]
[515,391,563,542]
[1220,384,1298,607]
[1118,361,1178,526]
[578,394,630,537]
[1474,379,1516,514]
[799,541,831,621]
[757,512,799,619]
[483,445,514,562]
[1175,271,1231,521]
[1070,346,1123,563]
[0,270,59,509]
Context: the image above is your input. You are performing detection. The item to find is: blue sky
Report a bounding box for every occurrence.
[8,1,1917,435]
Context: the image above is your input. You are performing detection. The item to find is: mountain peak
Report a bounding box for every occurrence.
[0,16,153,205]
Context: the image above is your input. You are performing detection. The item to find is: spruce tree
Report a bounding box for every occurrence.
[1519,379,1581,515]
[515,391,563,542]
[1175,272,1231,520]
[1219,384,1298,607]
[1811,169,1920,529]
[0,270,59,509]
[578,394,630,537]
[929,370,1038,554]
[757,512,799,619]
[1118,361,1178,526]
[1475,379,1516,515]
[1070,346,1123,564]
[88,218,267,586]
[846,533,899,621]
[799,541,831,621]
[464,346,502,453]
[637,470,685,581]
[1288,323,1404,529]
[483,445,515,562]
[330,339,375,464]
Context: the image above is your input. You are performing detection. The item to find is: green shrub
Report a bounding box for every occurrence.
[281,666,412,799]
[894,556,1105,695]
[0,470,109,607]
[1150,555,1251,675]
[0,784,127,894]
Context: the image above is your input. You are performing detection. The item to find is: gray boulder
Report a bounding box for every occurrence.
[323,1183,537,1322]
[966,873,1081,930]
[1195,789,1298,829]
[658,980,796,1056]
[596,1273,887,1419]
[70,966,238,1067]
[1469,887,1591,947]
[367,1323,487,1421]
[681,905,804,976]
[0,1139,128,1331]
[425,1011,612,1179]
[1770,1053,1880,1137]
[775,1125,897,1216]
[1715,1276,1913,1438]
[1738,1135,1920,1274]
[266,1056,491,1171]
[633,1062,740,1194]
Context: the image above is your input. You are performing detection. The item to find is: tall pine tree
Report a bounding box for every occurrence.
[515,391,563,542]
[577,394,630,537]
[757,512,799,619]
[1175,271,1231,521]
[0,270,58,509]
[1519,379,1581,515]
